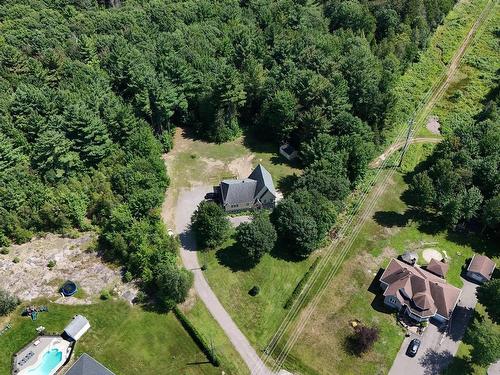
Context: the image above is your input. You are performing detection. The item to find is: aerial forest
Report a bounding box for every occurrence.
[0,0,458,302]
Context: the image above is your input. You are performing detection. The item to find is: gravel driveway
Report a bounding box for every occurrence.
[173,186,273,375]
[388,279,478,375]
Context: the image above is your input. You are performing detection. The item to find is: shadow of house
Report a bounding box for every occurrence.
[369,268,396,314]
[418,349,454,375]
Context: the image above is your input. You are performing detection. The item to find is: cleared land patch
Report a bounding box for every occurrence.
[0,234,136,303]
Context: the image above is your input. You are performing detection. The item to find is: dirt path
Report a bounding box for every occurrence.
[261,1,495,372]
[370,137,442,168]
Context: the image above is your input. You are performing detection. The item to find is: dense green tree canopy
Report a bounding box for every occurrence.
[409,84,499,235]
[191,201,231,249]
[236,212,277,264]
[477,279,500,324]
[0,0,457,295]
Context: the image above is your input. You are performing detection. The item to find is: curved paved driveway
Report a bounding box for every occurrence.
[173,185,273,375]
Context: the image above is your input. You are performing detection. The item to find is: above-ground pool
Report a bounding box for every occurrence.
[27,349,63,375]
[60,281,78,297]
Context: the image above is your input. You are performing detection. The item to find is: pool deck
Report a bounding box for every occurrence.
[13,336,71,375]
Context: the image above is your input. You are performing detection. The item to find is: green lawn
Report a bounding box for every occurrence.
[0,300,221,375]
[185,299,250,374]
[201,237,317,349]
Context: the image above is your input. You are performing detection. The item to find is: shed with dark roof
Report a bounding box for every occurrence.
[466,254,496,284]
[64,353,115,375]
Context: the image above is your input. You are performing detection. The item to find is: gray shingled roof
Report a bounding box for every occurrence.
[220,164,276,206]
[249,164,276,197]
[221,179,257,205]
[64,353,115,375]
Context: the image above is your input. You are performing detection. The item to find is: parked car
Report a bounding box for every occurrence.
[407,338,421,357]
[204,192,215,200]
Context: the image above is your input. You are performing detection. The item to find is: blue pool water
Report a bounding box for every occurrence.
[28,349,63,375]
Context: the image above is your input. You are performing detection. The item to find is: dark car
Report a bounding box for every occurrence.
[204,192,215,200]
[407,338,421,357]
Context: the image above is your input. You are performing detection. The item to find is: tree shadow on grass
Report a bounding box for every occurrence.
[446,231,498,259]
[372,205,444,235]
[215,244,257,272]
[418,349,454,375]
[269,238,305,263]
[442,356,474,375]
[276,174,299,196]
[373,211,408,228]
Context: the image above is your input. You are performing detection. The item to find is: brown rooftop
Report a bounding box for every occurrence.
[468,254,495,280]
[426,258,449,278]
[380,259,461,319]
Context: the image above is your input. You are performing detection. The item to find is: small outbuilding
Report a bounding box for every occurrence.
[63,315,90,342]
[466,254,496,284]
[400,251,418,265]
[426,258,449,278]
[279,143,298,161]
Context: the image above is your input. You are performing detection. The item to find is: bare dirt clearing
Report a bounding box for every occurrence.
[426,116,441,134]
[0,233,136,304]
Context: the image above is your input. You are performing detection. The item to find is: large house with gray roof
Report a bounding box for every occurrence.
[214,164,277,212]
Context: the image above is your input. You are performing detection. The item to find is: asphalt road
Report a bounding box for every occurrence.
[173,185,273,375]
[388,279,478,375]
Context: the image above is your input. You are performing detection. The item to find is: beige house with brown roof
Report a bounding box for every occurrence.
[379,259,461,323]
[466,254,496,284]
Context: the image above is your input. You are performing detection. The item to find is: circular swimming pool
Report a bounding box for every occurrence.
[60,281,78,297]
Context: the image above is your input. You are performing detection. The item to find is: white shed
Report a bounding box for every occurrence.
[64,315,90,341]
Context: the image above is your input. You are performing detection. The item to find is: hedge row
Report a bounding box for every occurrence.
[284,257,321,309]
[173,307,220,366]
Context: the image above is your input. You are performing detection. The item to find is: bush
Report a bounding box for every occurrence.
[191,201,230,249]
[123,271,133,283]
[100,290,111,300]
[173,307,220,366]
[236,212,277,264]
[346,325,380,355]
[249,286,260,296]
[153,262,193,305]
[0,289,20,316]
[284,257,320,309]
[47,260,57,269]
[0,247,9,255]
[13,257,20,263]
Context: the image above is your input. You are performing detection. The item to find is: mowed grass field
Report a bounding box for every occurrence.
[201,238,317,349]
[0,300,220,375]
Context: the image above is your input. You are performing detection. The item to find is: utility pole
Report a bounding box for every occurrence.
[398,119,414,168]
